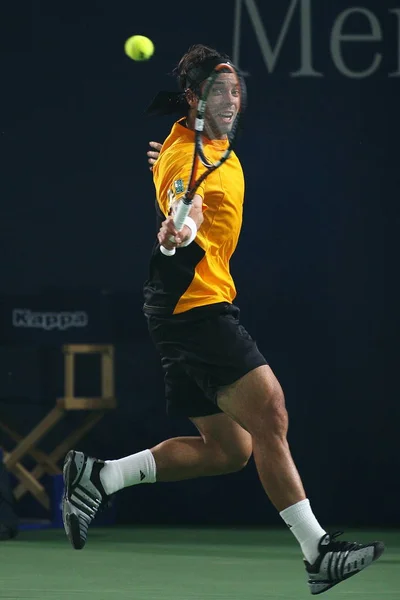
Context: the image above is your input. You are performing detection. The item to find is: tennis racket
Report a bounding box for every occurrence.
[160,61,246,256]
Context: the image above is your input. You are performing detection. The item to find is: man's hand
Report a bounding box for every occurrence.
[158,195,204,250]
[147,141,162,171]
[157,216,192,250]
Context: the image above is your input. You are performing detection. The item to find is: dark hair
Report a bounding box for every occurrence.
[174,44,231,92]
[145,44,235,118]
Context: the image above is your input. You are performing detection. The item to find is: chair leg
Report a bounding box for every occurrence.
[14,412,104,501]
[4,407,64,470]
[0,421,60,475]
[3,450,50,510]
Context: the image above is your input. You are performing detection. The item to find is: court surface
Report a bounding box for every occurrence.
[0,527,398,600]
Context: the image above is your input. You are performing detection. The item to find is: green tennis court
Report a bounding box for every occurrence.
[1,527,399,600]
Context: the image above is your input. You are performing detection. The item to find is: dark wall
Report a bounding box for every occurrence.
[1,1,398,526]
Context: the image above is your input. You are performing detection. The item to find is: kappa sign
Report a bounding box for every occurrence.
[233,0,400,78]
[12,309,88,331]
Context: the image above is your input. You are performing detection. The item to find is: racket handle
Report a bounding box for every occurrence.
[173,200,191,231]
[160,199,192,257]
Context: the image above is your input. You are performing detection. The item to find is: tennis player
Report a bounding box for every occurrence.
[62,44,384,595]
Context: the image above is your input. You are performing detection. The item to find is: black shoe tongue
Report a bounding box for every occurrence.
[319,533,332,549]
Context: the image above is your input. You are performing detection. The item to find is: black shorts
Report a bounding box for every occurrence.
[145,302,268,418]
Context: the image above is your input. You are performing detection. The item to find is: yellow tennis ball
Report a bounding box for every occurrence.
[124,35,154,61]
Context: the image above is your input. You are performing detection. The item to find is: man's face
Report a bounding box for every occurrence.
[202,73,240,139]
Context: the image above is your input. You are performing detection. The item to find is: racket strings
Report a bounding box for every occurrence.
[195,63,245,169]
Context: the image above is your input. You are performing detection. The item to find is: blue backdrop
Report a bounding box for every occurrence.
[1,0,398,527]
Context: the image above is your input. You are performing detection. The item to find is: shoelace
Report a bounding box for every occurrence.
[327,531,361,553]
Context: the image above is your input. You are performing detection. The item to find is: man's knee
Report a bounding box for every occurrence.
[224,446,252,473]
[214,441,252,474]
[255,389,288,439]
[191,413,252,475]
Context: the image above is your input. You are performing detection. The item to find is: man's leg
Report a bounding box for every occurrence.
[217,364,305,511]
[217,364,326,563]
[217,364,384,593]
[62,412,251,550]
[99,412,251,489]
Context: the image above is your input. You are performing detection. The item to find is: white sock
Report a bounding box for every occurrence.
[280,499,327,564]
[100,449,156,495]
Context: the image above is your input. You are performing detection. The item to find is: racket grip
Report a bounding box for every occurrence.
[173,201,191,231]
[160,200,191,257]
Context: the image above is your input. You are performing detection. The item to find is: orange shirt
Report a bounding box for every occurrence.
[145,119,244,315]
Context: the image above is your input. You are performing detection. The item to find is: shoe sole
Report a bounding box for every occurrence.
[309,542,385,595]
[310,572,360,595]
[62,450,85,550]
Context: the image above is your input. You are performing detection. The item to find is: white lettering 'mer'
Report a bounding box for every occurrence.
[233,0,396,78]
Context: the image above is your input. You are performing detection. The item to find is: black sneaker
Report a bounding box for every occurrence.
[62,450,108,550]
[305,531,385,595]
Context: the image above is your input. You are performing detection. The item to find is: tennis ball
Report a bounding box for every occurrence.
[124,35,154,61]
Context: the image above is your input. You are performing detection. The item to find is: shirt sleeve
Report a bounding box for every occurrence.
[153,142,207,217]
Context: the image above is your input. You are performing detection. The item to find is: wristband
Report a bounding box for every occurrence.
[179,216,197,247]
